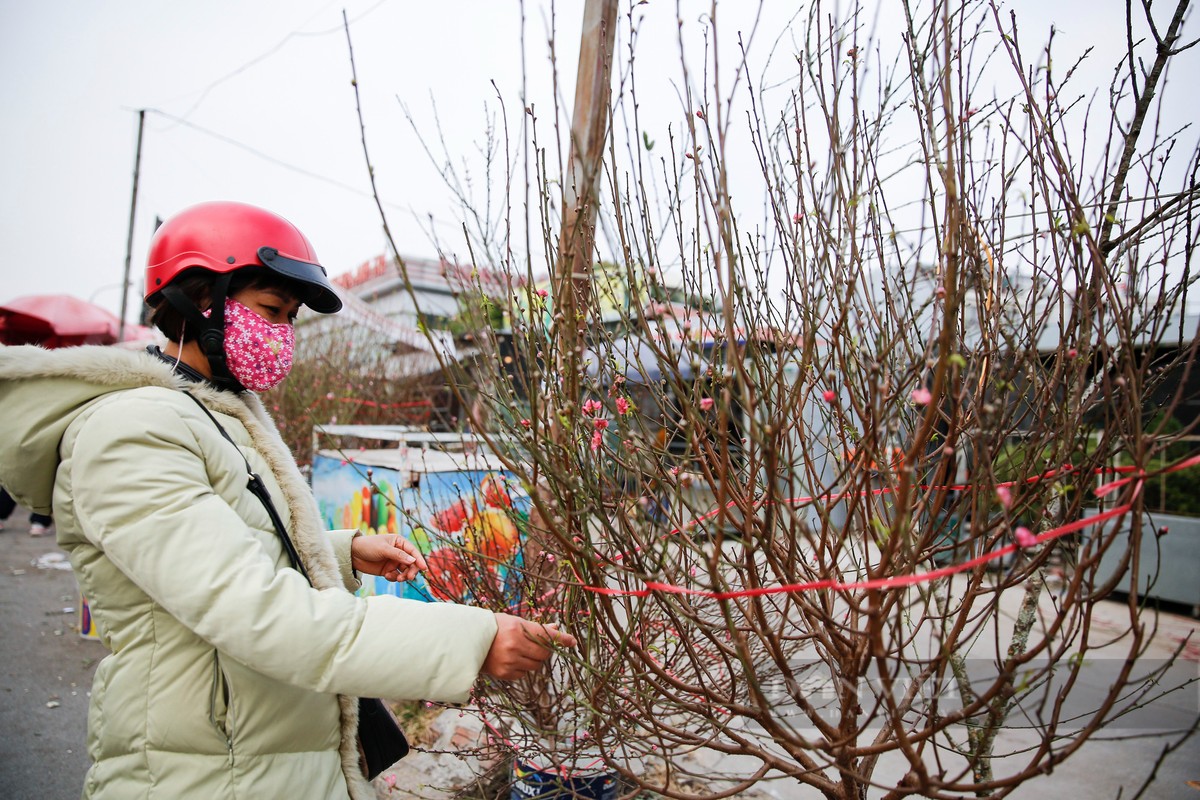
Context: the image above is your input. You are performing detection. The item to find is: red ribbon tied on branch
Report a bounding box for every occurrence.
[567,452,1200,601]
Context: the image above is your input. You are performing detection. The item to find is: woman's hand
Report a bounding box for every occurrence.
[481,613,577,681]
[350,534,427,582]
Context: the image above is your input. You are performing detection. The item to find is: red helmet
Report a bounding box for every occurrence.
[145,201,342,313]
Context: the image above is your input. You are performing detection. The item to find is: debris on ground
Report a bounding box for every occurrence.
[33,552,72,571]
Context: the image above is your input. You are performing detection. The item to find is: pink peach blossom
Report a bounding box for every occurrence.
[699,397,714,411]
[822,389,837,403]
[996,486,1013,509]
[911,387,933,405]
[615,396,630,415]
[1014,526,1038,548]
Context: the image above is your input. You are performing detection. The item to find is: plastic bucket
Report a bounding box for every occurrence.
[510,761,617,800]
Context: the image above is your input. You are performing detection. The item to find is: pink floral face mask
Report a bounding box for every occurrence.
[220,298,295,391]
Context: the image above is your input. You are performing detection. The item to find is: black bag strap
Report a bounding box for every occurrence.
[180,398,410,777]
[182,393,410,778]
[182,391,311,584]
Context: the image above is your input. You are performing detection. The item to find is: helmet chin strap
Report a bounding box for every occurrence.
[159,273,245,392]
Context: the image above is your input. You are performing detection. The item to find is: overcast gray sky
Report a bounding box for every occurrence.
[1,0,549,320]
[1,0,782,321]
[2,1,1194,324]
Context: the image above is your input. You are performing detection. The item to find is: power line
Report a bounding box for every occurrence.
[155,0,390,123]
[298,0,389,36]
[146,108,372,198]
[142,108,433,225]
[141,108,472,254]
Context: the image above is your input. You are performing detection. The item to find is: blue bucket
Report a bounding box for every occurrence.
[510,761,618,800]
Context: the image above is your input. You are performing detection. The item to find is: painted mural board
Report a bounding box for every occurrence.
[79,588,100,640]
[312,449,529,606]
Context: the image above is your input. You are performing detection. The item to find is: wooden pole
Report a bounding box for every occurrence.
[527,0,618,608]
[118,109,146,343]
[554,0,618,405]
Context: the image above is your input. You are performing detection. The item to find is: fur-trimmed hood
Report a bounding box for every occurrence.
[0,345,343,583]
[0,345,197,515]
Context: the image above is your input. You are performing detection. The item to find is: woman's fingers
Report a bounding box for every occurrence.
[393,537,427,571]
[541,622,578,648]
[482,613,577,681]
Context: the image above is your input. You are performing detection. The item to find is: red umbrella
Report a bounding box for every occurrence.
[0,294,125,348]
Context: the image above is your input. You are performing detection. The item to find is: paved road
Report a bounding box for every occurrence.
[0,507,105,800]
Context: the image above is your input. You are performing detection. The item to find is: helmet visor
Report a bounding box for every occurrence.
[257,246,342,313]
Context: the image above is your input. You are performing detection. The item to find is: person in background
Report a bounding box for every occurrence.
[0,485,53,536]
[0,201,575,800]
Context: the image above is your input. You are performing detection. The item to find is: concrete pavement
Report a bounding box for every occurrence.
[0,507,106,800]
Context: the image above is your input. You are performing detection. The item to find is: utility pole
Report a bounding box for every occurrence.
[118,109,146,343]
[529,0,618,562]
[553,0,618,411]
[522,0,620,559]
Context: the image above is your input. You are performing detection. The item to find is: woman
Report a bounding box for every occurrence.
[0,201,574,799]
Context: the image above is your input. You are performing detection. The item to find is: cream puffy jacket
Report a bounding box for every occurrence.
[0,345,498,799]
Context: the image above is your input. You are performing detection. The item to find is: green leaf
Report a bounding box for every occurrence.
[871,518,891,540]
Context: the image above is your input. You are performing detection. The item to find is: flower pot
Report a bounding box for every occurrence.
[510,760,618,800]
